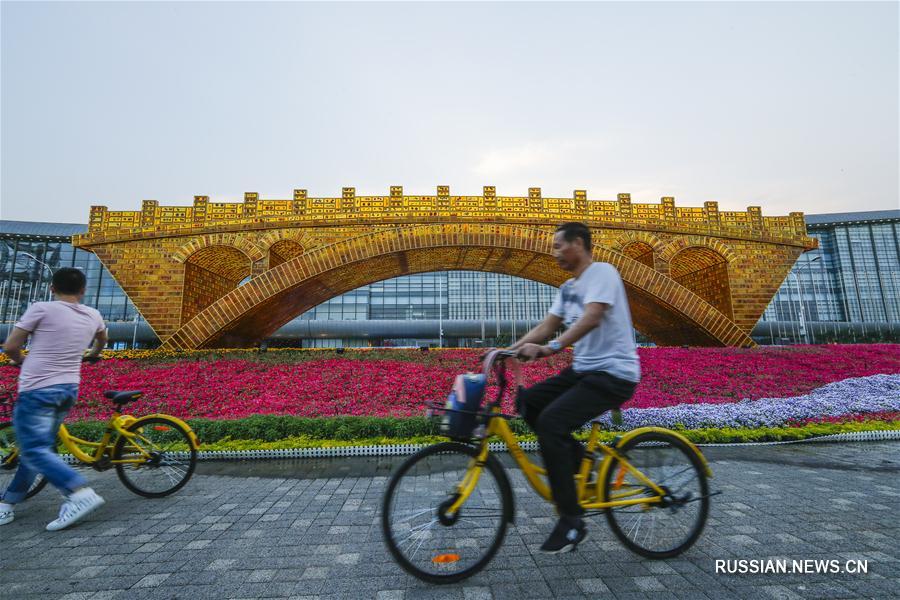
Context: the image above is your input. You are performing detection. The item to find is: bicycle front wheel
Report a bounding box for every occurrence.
[0,422,49,499]
[382,442,513,584]
[112,417,197,498]
[603,430,709,559]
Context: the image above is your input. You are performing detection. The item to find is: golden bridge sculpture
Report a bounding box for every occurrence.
[72,187,817,349]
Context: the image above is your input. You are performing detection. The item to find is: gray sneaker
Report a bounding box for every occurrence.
[46,488,105,531]
[0,502,13,526]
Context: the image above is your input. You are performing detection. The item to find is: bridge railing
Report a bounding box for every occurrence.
[75,187,811,246]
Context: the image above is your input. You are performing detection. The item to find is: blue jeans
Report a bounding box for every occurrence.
[2,384,87,504]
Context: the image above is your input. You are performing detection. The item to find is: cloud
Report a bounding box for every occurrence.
[471,139,607,179]
[472,142,558,177]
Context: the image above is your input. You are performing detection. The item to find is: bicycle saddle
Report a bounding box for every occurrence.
[104,390,144,404]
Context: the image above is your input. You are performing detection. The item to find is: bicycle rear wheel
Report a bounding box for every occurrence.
[381,442,513,584]
[112,416,197,498]
[603,431,709,558]
[0,422,49,499]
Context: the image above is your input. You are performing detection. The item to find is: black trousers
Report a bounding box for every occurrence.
[519,367,637,518]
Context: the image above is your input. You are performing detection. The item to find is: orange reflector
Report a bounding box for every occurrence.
[431,553,460,564]
[614,466,627,489]
[153,426,170,431]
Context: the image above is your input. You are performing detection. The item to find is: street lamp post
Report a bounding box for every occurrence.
[132,313,141,349]
[438,274,444,348]
[788,256,821,344]
[2,253,54,340]
[480,272,486,344]
[787,272,807,344]
[511,297,516,345]
[19,251,54,302]
[18,252,54,303]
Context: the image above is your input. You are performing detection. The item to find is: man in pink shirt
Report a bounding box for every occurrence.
[0,267,108,530]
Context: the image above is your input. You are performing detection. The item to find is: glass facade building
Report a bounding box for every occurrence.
[2,209,898,348]
[293,272,559,347]
[0,222,141,346]
[757,210,900,344]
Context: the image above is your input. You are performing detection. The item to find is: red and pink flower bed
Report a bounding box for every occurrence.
[1,344,897,423]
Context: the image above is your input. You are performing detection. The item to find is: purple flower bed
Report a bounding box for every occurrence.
[596,374,900,430]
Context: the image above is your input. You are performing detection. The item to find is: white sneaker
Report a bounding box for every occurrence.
[0,502,14,525]
[46,488,105,531]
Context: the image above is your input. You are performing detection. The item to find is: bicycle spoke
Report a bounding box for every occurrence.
[409,522,435,561]
[605,433,709,558]
[655,465,694,487]
[394,507,436,524]
[382,443,509,583]
[115,418,196,497]
[398,519,438,552]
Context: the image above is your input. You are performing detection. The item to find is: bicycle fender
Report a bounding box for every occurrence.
[614,427,712,478]
[132,414,201,450]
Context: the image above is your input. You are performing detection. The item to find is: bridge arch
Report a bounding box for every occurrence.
[620,241,656,269]
[669,245,734,320]
[610,232,664,270]
[658,235,736,264]
[268,240,305,269]
[162,223,754,350]
[258,229,312,252]
[172,233,265,264]
[181,245,253,324]
[610,231,664,254]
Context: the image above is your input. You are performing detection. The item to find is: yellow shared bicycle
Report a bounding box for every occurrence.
[1,357,200,499]
[381,349,713,584]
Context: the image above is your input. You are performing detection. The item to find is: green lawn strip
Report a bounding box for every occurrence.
[60,417,900,453]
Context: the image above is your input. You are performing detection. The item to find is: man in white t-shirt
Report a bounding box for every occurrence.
[0,267,108,531]
[507,222,640,553]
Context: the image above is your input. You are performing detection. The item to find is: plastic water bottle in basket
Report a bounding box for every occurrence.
[439,372,488,440]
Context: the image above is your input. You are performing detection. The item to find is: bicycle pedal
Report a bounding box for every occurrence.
[91,457,112,471]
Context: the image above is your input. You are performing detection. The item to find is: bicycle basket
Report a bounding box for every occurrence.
[439,372,487,440]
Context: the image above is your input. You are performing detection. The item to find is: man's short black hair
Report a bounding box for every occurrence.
[52,267,87,295]
[555,222,592,252]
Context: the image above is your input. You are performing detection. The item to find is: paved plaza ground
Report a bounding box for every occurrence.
[1,442,898,600]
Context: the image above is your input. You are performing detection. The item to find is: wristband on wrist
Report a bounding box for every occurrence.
[548,339,562,353]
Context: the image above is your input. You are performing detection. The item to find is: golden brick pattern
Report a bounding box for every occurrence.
[670,247,733,320]
[73,187,817,349]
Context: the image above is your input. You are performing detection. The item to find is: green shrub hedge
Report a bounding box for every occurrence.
[64,414,535,442]
[61,415,900,450]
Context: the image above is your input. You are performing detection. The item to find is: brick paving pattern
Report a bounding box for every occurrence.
[1,442,898,599]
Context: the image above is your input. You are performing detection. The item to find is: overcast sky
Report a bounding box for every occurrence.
[1,1,897,224]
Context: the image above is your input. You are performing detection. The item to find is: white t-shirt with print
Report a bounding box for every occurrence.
[549,262,640,382]
[15,301,106,392]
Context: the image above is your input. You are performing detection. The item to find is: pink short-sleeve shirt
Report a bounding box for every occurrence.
[14,301,106,393]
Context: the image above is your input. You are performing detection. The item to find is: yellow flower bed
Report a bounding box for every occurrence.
[0,346,470,365]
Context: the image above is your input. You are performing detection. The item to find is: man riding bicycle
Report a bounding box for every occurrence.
[507,222,640,553]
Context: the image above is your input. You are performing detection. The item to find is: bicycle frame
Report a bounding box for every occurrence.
[450,415,673,513]
[56,415,135,464]
[57,413,199,465]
